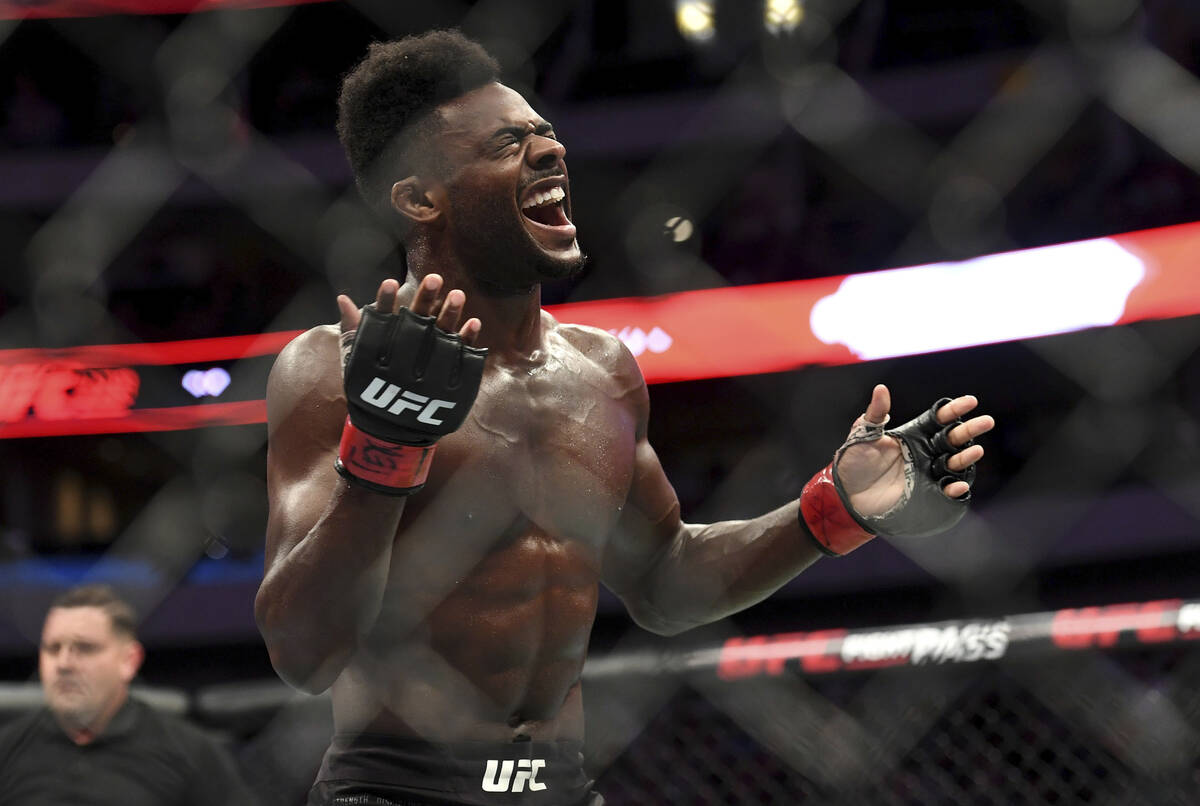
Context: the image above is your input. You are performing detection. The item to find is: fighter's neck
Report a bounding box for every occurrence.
[401,268,547,360]
[465,284,547,360]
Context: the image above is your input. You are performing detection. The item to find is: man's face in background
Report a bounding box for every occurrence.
[39,605,142,734]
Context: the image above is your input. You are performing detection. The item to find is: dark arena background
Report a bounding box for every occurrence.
[2,0,1200,803]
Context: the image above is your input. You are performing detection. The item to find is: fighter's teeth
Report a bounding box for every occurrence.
[522,186,566,209]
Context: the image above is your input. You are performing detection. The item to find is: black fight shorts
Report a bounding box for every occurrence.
[307,733,603,806]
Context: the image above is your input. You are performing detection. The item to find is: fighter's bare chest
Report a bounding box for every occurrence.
[416,355,638,541]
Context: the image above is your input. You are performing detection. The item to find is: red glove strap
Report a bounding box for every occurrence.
[800,463,876,556]
[337,417,435,492]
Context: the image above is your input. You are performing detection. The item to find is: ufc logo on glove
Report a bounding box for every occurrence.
[357,377,456,425]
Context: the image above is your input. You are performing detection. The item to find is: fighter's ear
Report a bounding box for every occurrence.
[391,176,444,226]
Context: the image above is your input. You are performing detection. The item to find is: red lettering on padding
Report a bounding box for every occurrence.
[797,629,846,674]
[0,364,139,422]
[716,629,848,680]
[1052,600,1184,649]
[716,636,768,681]
[1136,599,1181,643]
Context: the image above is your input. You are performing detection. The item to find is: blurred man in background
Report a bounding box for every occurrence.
[256,29,993,806]
[0,584,255,805]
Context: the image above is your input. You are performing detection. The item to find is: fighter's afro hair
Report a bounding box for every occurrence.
[337,30,501,222]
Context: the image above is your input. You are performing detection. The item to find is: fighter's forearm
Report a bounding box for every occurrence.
[631,500,824,635]
[255,482,404,692]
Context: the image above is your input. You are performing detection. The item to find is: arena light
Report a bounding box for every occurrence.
[676,0,716,43]
[2,221,1200,437]
[182,368,232,398]
[764,0,803,35]
[809,239,1146,361]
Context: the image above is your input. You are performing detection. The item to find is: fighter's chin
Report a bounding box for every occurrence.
[545,243,586,276]
[526,229,584,275]
[537,247,587,286]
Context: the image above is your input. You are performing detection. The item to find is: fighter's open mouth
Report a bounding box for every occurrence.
[521,185,572,228]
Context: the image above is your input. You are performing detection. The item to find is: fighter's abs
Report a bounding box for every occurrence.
[345,520,600,742]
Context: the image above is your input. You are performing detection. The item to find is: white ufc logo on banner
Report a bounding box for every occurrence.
[481,758,547,792]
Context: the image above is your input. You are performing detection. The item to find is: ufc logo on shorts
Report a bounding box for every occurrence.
[481,758,547,793]
[359,378,456,425]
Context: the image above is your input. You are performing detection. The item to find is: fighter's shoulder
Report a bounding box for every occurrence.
[268,325,341,391]
[550,315,643,379]
[266,325,344,431]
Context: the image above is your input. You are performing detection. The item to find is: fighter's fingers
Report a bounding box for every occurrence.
[946,414,995,447]
[375,278,400,314]
[942,479,971,499]
[409,274,443,316]
[435,289,466,333]
[946,444,985,472]
[863,384,891,426]
[936,394,979,425]
[459,318,482,346]
[337,294,361,334]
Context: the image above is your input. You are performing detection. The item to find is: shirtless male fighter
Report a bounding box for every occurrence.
[255,30,995,806]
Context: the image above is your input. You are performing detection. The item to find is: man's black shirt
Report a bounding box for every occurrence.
[0,696,254,805]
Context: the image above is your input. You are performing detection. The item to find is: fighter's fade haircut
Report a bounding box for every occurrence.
[49,584,138,640]
[337,29,501,229]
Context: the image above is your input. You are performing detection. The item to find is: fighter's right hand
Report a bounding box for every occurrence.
[334,275,487,496]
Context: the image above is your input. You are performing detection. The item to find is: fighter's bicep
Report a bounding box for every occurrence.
[601,437,686,596]
[263,334,345,566]
[264,446,341,565]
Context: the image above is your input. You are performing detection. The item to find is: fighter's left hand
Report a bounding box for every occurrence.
[837,384,995,519]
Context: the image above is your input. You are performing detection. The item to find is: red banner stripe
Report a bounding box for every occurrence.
[3,221,1200,437]
[0,330,301,367]
[1113,223,1200,324]
[0,400,265,438]
[548,275,853,383]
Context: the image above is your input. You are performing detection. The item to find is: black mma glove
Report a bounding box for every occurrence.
[800,398,974,556]
[833,397,974,538]
[336,304,487,495]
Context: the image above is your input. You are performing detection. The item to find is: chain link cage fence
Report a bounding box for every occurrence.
[1,0,1199,803]
[588,648,1200,805]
